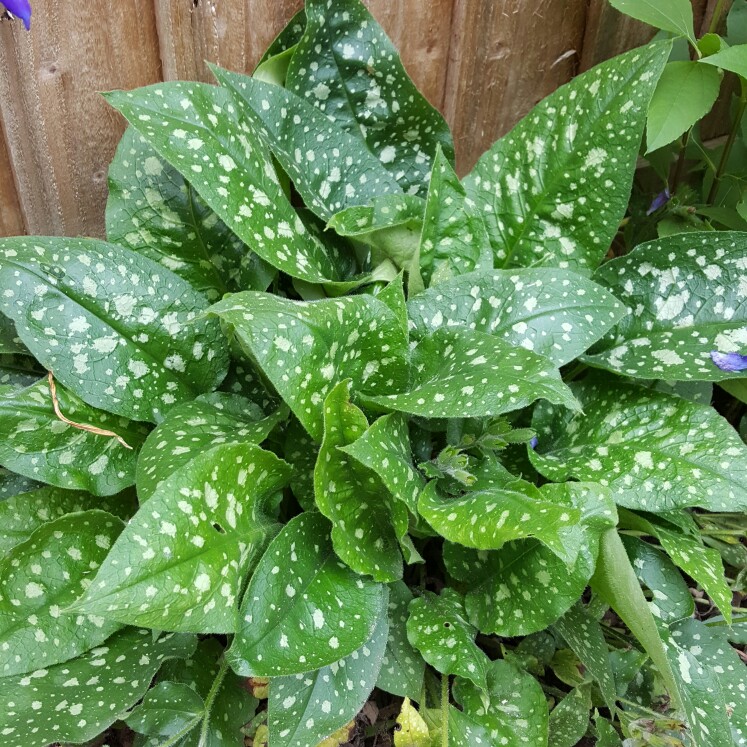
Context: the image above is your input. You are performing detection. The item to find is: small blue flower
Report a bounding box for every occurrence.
[710,351,747,373]
[529,436,538,450]
[646,187,671,216]
[2,0,31,29]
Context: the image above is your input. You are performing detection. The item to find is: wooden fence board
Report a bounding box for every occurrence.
[0,0,162,238]
[0,118,24,236]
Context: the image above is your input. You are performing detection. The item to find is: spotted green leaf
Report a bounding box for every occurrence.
[0,379,147,496]
[230,512,386,676]
[0,315,26,356]
[377,581,426,701]
[0,468,39,502]
[208,291,409,441]
[586,232,747,381]
[284,418,318,511]
[548,686,591,747]
[211,67,402,220]
[394,698,431,747]
[0,354,43,391]
[452,659,549,746]
[71,443,291,632]
[136,393,285,501]
[417,146,493,287]
[0,628,195,747]
[285,0,454,199]
[531,374,747,511]
[107,128,274,301]
[554,603,617,711]
[362,327,577,419]
[268,605,388,747]
[464,43,669,271]
[406,588,490,690]
[0,511,123,677]
[406,268,626,367]
[315,381,403,582]
[105,83,347,285]
[0,237,229,423]
[125,681,204,738]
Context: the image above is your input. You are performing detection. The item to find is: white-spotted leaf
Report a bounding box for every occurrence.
[125,681,204,738]
[548,686,592,747]
[0,468,39,502]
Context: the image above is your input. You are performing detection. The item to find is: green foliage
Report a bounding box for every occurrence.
[0,1,744,745]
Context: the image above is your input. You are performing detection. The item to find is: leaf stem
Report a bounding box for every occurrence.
[156,716,203,747]
[441,673,449,747]
[197,654,230,746]
[707,76,747,204]
[708,0,728,34]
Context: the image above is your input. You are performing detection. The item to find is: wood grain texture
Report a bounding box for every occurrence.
[0,117,24,237]
[443,0,586,175]
[0,0,162,238]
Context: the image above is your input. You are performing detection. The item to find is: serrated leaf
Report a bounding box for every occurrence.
[464,43,669,271]
[285,0,454,199]
[452,659,549,745]
[548,686,591,747]
[105,82,349,286]
[377,581,426,701]
[646,62,721,152]
[209,291,409,441]
[406,588,490,690]
[362,327,577,419]
[72,443,291,632]
[700,42,747,78]
[586,232,747,381]
[609,0,696,43]
[0,379,147,496]
[0,511,123,677]
[531,374,747,511]
[315,381,402,582]
[0,237,229,422]
[211,67,402,221]
[417,146,493,287]
[406,267,625,367]
[268,603,388,747]
[125,681,204,737]
[554,603,617,711]
[230,512,386,676]
[107,127,275,300]
[136,393,285,501]
[0,628,195,747]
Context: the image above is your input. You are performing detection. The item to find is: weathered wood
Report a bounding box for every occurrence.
[443,0,586,175]
[0,0,162,238]
[0,119,24,237]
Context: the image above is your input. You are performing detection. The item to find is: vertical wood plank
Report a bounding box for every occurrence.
[0,0,162,238]
[0,120,25,236]
[443,0,586,175]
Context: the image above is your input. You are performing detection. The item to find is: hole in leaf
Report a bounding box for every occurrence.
[443,621,451,628]
[212,522,226,534]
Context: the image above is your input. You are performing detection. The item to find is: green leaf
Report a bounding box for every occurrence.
[531,374,747,511]
[377,581,426,701]
[230,512,386,676]
[452,659,549,745]
[609,0,696,43]
[586,232,747,381]
[406,267,626,367]
[0,315,26,356]
[256,9,306,66]
[71,443,291,632]
[315,381,403,581]
[0,379,147,496]
[267,605,388,747]
[0,510,124,677]
[700,42,747,78]
[464,42,669,271]
[208,291,409,441]
[548,686,591,747]
[417,146,493,287]
[0,628,194,747]
[105,83,348,285]
[646,62,721,152]
[283,417,318,511]
[0,354,42,391]
[394,698,431,747]
[0,468,39,502]
[406,588,490,690]
[0,237,229,423]
[107,127,274,301]
[211,67,402,221]
[553,603,617,711]
[285,0,454,198]
[362,327,578,419]
[136,393,284,501]
[125,681,204,737]
[0,485,135,554]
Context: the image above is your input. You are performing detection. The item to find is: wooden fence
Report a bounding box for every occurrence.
[0,0,726,239]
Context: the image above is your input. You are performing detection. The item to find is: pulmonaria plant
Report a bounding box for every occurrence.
[0,1,746,745]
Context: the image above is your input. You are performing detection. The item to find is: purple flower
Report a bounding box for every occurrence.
[529,436,538,450]
[710,351,747,373]
[646,187,671,216]
[2,0,31,29]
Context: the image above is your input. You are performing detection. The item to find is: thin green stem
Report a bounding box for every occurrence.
[707,77,747,204]
[156,716,202,747]
[671,129,691,193]
[441,673,449,747]
[197,654,230,746]
[708,0,728,34]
